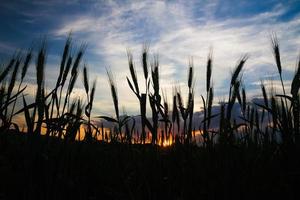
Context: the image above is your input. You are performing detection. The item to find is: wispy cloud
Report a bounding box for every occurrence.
[0,42,17,55]
[1,0,300,115]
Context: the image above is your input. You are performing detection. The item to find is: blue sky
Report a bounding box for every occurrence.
[0,0,300,116]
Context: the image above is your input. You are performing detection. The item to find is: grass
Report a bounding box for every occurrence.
[0,34,300,199]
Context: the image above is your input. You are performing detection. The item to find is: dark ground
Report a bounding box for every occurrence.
[0,130,300,200]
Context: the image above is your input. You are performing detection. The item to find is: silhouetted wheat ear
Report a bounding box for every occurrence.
[271,33,282,75]
[261,81,269,108]
[151,54,160,96]
[36,43,46,88]
[206,52,212,92]
[227,80,241,120]
[90,79,96,106]
[142,44,149,80]
[172,88,177,121]
[21,50,32,81]
[57,36,71,87]
[61,56,72,87]
[7,58,20,99]
[107,69,119,121]
[188,58,194,89]
[35,42,46,134]
[177,90,185,119]
[68,69,78,96]
[242,85,246,112]
[230,55,248,86]
[127,50,139,95]
[237,81,243,107]
[291,55,300,97]
[83,65,89,95]
[0,58,15,82]
[3,56,20,119]
[172,91,180,134]
[72,45,85,77]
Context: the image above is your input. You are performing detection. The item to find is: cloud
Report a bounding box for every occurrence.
[6,0,300,116]
[0,42,18,56]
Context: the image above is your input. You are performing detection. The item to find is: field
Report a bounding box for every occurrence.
[1,35,300,199]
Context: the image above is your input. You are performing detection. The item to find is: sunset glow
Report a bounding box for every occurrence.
[1,1,300,199]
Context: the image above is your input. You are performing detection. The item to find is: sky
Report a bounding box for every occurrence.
[0,0,300,117]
